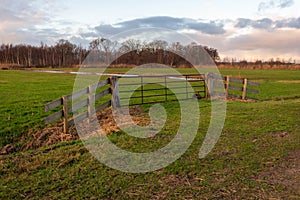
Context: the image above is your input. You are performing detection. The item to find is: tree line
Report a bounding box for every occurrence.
[221,57,297,66]
[0,40,88,68]
[0,39,220,68]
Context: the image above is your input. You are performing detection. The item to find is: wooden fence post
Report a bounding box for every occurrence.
[185,75,188,99]
[242,78,248,100]
[110,76,121,109]
[88,85,95,121]
[206,73,213,98]
[62,96,68,134]
[141,76,144,104]
[226,75,230,98]
[205,73,209,98]
[164,76,167,101]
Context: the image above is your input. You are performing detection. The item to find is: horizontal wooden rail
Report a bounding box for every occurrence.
[230,77,244,84]
[228,85,243,91]
[45,110,63,125]
[246,88,259,94]
[44,98,62,112]
[66,87,89,102]
[247,81,260,87]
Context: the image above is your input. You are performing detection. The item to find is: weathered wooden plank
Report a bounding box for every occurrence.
[95,88,111,101]
[70,98,89,112]
[66,87,89,101]
[247,88,259,94]
[92,78,110,90]
[44,98,62,112]
[67,111,88,126]
[247,81,260,87]
[230,77,244,84]
[228,85,243,91]
[95,100,111,112]
[45,110,63,124]
[66,80,109,102]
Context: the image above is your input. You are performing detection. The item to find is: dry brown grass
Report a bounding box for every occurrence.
[0,106,150,155]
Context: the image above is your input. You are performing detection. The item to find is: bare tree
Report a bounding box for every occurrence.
[167,42,184,66]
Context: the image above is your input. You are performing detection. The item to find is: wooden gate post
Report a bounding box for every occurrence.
[110,76,121,109]
[164,75,168,101]
[185,75,189,99]
[206,73,213,98]
[242,78,248,100]
[205,73,209,98]
[62,96,68,134]
[225,75,230,98]
[88,85,95,121]
[141,76,144,104]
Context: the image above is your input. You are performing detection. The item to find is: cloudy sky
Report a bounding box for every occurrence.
[1,0,300,61]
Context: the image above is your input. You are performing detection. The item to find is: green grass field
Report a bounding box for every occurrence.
[1,68,300,199]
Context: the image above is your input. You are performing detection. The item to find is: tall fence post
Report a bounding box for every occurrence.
[164,75,167,101]
[185,75,188,99]
[62,96,68,134]
[205,73,208,98]
[88,85,95,122]
[110,76,121,109]
[206,73,213,98]
[242,78,248,100]
[141,76,144,104]
[225,75,230,98]
[201,76,206,98]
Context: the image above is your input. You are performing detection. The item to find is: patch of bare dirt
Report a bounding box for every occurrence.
[0,106,150,155]
[257,149,300,199]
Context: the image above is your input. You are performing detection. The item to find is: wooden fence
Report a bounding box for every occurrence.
[206,73,260,100]
[44,73,259,133]
[44,78,113,133]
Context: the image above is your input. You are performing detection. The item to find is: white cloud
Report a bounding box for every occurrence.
[0,0,64,44]
[258,0,294,12]
[0,1,300,61]
[221,28,300,61]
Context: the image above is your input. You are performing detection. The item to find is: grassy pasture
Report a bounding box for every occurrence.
[0,68,300,199]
